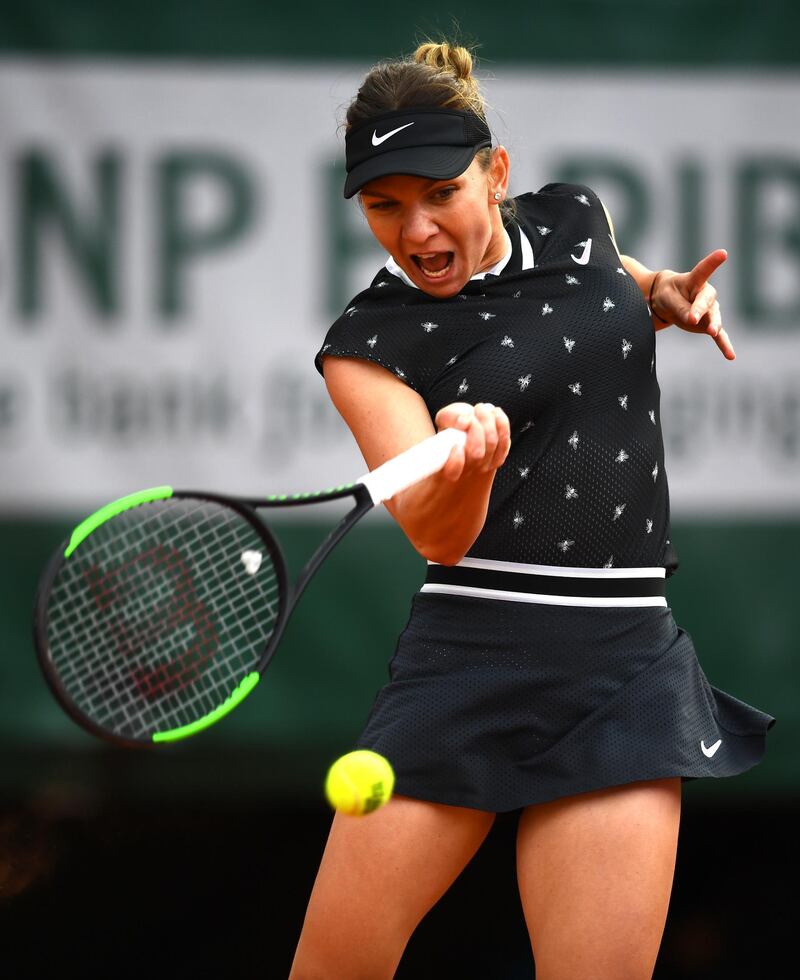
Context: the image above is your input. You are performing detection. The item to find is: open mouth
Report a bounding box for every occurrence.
[411,251,454,280]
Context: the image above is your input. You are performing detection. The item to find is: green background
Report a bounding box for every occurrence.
[0,0,797,64]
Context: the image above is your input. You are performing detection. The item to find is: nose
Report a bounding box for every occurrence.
[401,203,439,245]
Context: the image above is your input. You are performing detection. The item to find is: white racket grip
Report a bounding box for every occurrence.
[357,428,468,505]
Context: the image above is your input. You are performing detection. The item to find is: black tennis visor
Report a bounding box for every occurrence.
[344,108,492,199]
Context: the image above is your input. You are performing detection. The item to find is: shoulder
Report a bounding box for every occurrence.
[313,275,445,397]
[509,183,613,254]
[511,183,602,225]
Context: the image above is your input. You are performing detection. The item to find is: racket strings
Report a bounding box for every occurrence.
[46,499,282,741]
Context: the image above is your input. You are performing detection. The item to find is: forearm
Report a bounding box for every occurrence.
[620,254,673,331]
[391,466,497,565]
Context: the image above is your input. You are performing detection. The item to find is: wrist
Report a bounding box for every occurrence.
[648,270,671,325]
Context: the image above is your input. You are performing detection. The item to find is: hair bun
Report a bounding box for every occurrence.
[413,42,474,81]
[345,38,490,139]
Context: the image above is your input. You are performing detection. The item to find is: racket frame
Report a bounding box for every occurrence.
[33,482,375,748]
[33,427,465,746]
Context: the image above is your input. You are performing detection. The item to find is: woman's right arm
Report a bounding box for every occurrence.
[321,355,511,566]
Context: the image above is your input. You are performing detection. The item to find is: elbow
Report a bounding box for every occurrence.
[404,525,464,565]
[415,542,466,566]
[388,500,459,565]
[390,495,473,566]
[406,521,466,566]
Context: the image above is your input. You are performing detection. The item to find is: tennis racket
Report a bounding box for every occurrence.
[33,427,466,748]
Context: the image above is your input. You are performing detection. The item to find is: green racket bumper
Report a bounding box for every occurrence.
[65,486,174,558]
[152,671,261,743]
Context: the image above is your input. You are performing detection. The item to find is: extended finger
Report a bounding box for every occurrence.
[693,301,735,360]
[705,303,735,360]
[686,248,728,294]
[715,326,735,360]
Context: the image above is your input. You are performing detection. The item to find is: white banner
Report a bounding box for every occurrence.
[0,61,798,515]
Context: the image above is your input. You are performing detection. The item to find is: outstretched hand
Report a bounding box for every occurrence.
[652,249,735,360]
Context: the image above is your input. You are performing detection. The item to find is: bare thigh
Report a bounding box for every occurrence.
[289,793,495,980]
[516,778,682,980]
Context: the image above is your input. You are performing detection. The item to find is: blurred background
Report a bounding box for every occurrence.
[0,1,797,976]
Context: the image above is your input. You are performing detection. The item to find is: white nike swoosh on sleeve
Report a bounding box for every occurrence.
[570,238,592,265]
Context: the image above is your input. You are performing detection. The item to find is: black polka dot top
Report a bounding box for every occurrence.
[315,183,678,576]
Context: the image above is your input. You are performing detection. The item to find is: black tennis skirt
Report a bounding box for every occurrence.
[355,587,775,813]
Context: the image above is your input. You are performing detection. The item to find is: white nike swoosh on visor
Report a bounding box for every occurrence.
[701,738,722,758]
[372,122,415,146]
[571,238,592,265]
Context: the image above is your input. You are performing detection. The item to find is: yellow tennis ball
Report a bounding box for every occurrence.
[324,750,395,816]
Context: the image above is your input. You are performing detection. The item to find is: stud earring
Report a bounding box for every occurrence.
[494,192,502,201]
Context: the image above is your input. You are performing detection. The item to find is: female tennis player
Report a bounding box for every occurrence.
[290,42,774,980]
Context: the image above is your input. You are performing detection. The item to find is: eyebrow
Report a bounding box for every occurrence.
[361,178,444,199]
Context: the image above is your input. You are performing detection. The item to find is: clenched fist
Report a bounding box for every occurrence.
[434,402,512,481]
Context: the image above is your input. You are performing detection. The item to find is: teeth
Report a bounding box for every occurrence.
[420,262,452,279]
[412,251,454,280]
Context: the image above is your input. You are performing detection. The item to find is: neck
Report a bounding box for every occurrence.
[476,207,510,274]
[473,208,508,275]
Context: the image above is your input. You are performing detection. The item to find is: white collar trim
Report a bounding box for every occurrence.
[470,228,513,279]
[518,223,535,270]
[384,225,533,289]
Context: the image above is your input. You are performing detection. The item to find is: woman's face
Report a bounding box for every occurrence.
[359,147,510,298]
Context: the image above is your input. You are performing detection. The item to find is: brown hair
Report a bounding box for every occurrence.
[345,42,487,128]
[345,41,515,219]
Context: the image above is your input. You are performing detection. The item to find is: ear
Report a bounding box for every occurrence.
[489,146,511,203]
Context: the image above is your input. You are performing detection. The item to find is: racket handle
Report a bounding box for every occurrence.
[358,428,468,505]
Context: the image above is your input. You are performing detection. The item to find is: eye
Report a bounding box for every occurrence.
[365,200,396,211]
[433,185,457,202]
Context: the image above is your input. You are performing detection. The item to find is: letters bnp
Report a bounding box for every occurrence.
[8,150,800,329]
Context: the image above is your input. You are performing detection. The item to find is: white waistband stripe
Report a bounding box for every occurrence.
[428,558,666,578]
[420,583,668,608]
[427,558,666,580]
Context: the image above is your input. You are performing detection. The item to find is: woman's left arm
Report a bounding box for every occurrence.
[621,251,734,360]
[601,202,735,360]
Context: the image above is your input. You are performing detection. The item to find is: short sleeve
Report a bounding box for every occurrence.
[315,317,425,396]
[535,181,598,204]
[313,276,452,401]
